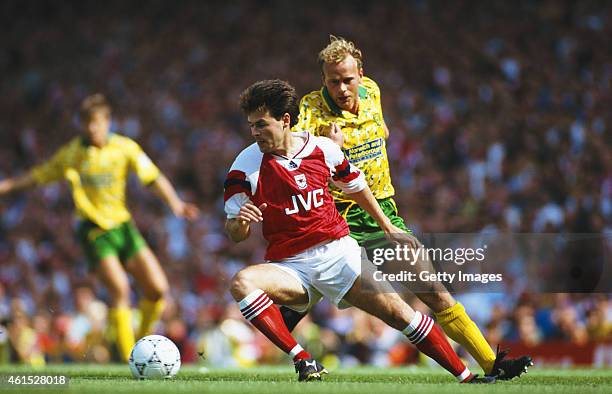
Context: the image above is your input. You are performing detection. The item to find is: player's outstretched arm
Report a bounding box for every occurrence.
[0,173,36,196]
[346,186,419,249]
[224,202,267,243]
[150,174,200,220]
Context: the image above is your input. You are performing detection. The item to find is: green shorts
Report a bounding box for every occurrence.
[76,220,147,271]
[336,197,412,261]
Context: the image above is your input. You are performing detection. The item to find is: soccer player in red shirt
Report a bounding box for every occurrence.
[223,80,494,383]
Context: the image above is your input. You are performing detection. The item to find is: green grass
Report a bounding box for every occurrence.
[0,364,611,394]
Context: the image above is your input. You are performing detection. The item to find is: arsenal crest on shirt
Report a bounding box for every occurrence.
[294,174,307,190]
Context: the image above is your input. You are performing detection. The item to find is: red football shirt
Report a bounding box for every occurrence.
[224,132,366,260]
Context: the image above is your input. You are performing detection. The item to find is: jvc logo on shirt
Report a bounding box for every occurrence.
[285,188,324,215]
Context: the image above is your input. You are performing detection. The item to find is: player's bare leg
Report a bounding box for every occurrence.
[127,247,168,301]
[342,274,491,383]
[414,292,455,312]
[230,264,326,381]
[127,247,169,339]
[97,255,134,362]
[342,277,415,330]
[98,255,130,307]
[230,264,309,305]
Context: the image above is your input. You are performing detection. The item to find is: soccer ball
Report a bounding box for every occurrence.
[128,335,181,379]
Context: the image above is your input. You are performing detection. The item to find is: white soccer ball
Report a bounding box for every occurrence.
[129,335,181,379]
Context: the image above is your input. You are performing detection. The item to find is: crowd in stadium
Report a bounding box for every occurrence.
[0,0,610,365]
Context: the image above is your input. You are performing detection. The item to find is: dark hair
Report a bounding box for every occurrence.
[80,93,111,121]
[239,80,299,127]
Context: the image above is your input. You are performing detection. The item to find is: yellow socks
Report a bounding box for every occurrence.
[107,299,164,362]
[137,298,165,340]
[109,307,135,362]
[434,302,496,374]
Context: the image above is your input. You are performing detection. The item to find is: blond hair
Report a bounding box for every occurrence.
[318,35,363,71]
[80,93,111,121]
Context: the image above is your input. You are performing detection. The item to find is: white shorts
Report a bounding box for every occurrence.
[270,235,362,313]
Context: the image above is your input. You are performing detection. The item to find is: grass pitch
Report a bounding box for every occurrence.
[0,364,610,394]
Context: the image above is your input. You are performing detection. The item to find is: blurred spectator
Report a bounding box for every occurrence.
[7,299,45,365]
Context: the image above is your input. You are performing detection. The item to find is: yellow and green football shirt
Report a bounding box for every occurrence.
[295,76,394,204]
[30,133,160,230]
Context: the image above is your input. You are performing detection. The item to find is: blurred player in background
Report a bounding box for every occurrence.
[0,94,199,362]
[224,79,494,383]
[284,36,532,379]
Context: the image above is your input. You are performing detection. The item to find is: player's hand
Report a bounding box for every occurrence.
[237,201,268,223]
[173,201,200,221]
[327,123,344,147]
[320,123,344,147]
[0,176,32,195]
[384,224,421,250]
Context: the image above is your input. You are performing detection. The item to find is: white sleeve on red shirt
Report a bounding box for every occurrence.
[224,192,250,219]
[223,144,263,219]
[316,136,366,194]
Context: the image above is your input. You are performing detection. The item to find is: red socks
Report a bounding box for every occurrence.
[239,289,311,362]
[240,290,471,382]
[403,311,473,382]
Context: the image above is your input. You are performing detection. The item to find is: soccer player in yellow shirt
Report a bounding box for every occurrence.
[285,36,532,379]
[0,94,199,362]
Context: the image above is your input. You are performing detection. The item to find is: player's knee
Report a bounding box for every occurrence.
[151,273,169,299]
[230,269,256,301]
[144,283,167,301]
[107,280,130,306]
[159,278,169,296]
